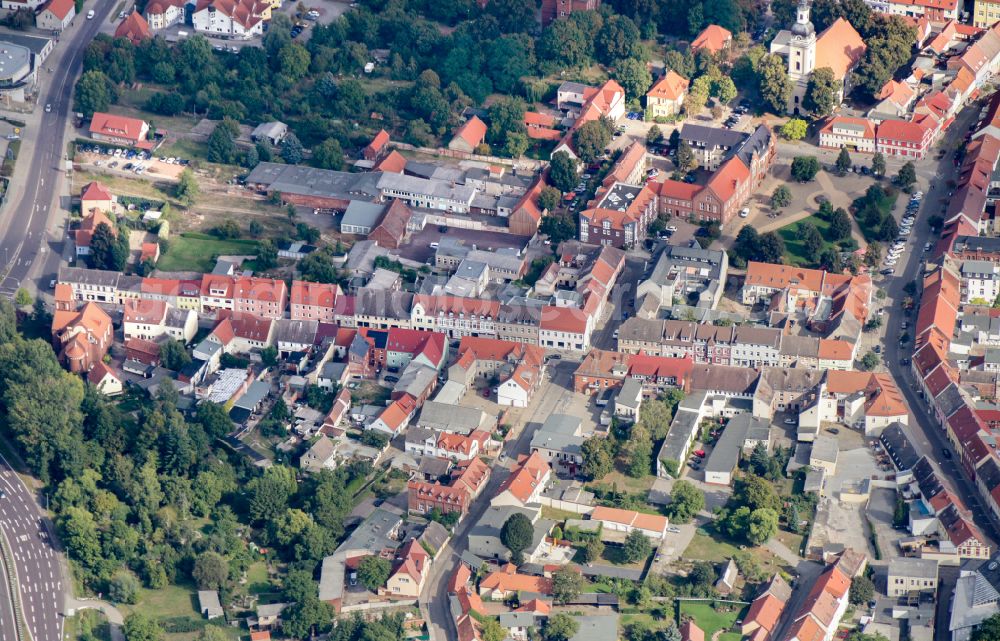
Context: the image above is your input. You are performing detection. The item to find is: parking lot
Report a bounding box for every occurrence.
[75,143,189,181]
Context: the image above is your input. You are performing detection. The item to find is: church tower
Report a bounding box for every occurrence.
[786,0,816,82]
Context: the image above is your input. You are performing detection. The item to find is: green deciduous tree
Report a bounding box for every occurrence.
[281,133,304,164]
[895,161,916,188]
[614,57,653,101]
[850,575,876,605]
[747,507,779,544]
[667,480,704,523]
[581,436,614,480]
[543,613,580,641]
[757,54,791,114]
[583,537,605,563]
[538,187,561,213]
[552,566,584,604]
[804,67,838,118]
[572,118,613,164]
[89,223,128,272]
[771,185,792,209]
[176,169,200,206]
[281,596,333,640]
[13,288,31,307]
[623,529,652,563]
[780,118,807,141]
[872,151,886,177]
[501,512,534,564]
[596,15,644,64]
[123,613,163,641]
[550,150,579,193]
[357,554,390,592]
[829,207,852,241]
[791,156,820,182]
[836,147,853,175]
[207,118,239,164]
[312,138,344,170]
[192,551,229,590]
[75,70,114,118]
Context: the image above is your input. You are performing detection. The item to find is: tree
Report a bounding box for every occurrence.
[758,54,791,114]
[595,15,643,64]
[281,597,333,639]
[714,76,738,105]
[747,508,779,544]
[734,475,782,512]
[871,151,886,178]
[829,208,852,241]
[550,151,579,193]
[771,185,792,210]
[312,138,344,170]
[552,567,584,604]
[583,537,605,563]
[175,169,200,206]
[538,187,561,213]
[864,242,882,267]
[75,70,114,118]
[803,67,838,117]
[615,57,653,101]
[791,156,820,182]
[850,575,875,605]
[487,96,527,151]
[159,340,191,371]
[206,119,238,164]
[89,223,128,271]
[13,288,30,307]
[281,133,304,164]
[647,124,663,144]
[192,551,229,590]
[573,119,612,164]
[780,118,807,141]
[581,437,613,480]
[482,619,507,641]
[501,512,534,564]
[622,529,652,563]
[799,222,824,256]
[895,161,916,189]
[123,613,162,641]
[836,147,853,175]
[357,555,390,592]
[859,351,880,371]
[543,613,580,641]
[255,239,278,271]
[108,571,140,604]
[667,480,704,523]
[684,78,709,116]
[676,140,696,172]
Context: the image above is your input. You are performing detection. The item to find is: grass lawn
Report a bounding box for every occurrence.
[679,602,748,639]
[122,582,200,619]
[158,137,210,163]
[66,609,111,641]
[777,214,838,267]
[117,88,201,132]
[596,468,657,494]
[350,381,391,406]
[244,561,273,595]
[621,612,677,632]
[541,506,580,522]
[157,232,260,272]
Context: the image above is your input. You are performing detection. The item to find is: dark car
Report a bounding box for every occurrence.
[943,448,952,459]
[384,375,399,383]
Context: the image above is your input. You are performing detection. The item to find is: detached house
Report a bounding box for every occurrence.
[37,0,75,31]
[385,539,430,598]
[192,0,270,39]
[74,210,115,257]
[144,0,186,29]
[448,116,488,153]
[493,452,551,508]
[89,112,150,148]
[646,70,688,119]
[52,300,113,374]
[114,11,151,44]
[691,24,732,55]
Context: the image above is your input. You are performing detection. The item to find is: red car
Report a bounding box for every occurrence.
[694,450,706,458]
[482,388,491,398]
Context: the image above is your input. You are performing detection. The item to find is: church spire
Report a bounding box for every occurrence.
[792,0,815,37]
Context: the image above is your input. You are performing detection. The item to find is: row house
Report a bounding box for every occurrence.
[411,295,500,339]
[234,276,287,320]
[290,281,340,323]
[818,117,877,152]
[876,119,935,159]
[57,266,120,304]
[539,306,592,352]
[123,298,198,343]
[407,457,491,518]
[141,277,202,311]
[869,0,963,22]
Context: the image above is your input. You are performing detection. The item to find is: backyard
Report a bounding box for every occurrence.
[678,601,749,641]
[157,232,261,272]
[683,526,790,576]
[119,581,244,641]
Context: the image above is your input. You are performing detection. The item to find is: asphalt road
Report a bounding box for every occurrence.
[879,99,1000,544]
[420,360,581,641]
[0,0,115,298]
[0,452,62,641]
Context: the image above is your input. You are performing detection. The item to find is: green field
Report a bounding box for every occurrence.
[777,215,839,267]
[679,601,748,639]
[157,232,260,272]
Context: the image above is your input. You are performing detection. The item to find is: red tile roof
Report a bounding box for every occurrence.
[815,18,866,80]
[877,119,931,145]
[81,181,113,203]
[124,298,167,325]
[373,150,407,173]
[691,24,732,53]
[497,452,549,504]
[89,112,148,143]
[290,281,338,309]
[114,11,151,43]
[647,70,689,101]
[42,0,75,19]
[452,116,487,150]
[539,305,589,334]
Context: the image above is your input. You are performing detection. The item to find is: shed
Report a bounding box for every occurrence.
[198,590,223,620]
[251,121,288,145]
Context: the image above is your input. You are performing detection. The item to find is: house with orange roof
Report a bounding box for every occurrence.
[233,276,287,320]
[876,119,934,159]
[681,620,705,641]
[873,79,916,117]
[52,301,113,374]
[80,181,115,216]
[74,209,116,257]
[646,70,688,119]
[289,281,339,323]
[819,117,877,153]
[741,574,792,641]
[200,274,236,313]
[89,112,151,148]
[492,451,551,508]
[38,0,76,31]
[691,24,732,55]
[192,0,270,39]
[369,393,418,436]
[363,129,390,161]
[552,79,626,161]
[784,562,854,641]
[770,4,865,115]
[113,11,151,43]
[448,116,488,154]
[524,111,561,141]
[88,361,123,396]
[539,305,591,352]
[590,505,668,540]
[384,539,430,598]
[373,149,407,173]
[478,563,553,599]
[408,457,491,518]
[144,0,186,29]
[509,173,546,236]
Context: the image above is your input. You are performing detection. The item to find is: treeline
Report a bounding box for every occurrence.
[0,300,367,637]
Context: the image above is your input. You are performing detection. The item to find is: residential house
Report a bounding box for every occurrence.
[886,557,938,599]
[529,414,584,475]
[87,362,124,396]
[691,24,732,54]
[877,119,934,159]
[385,539,430,598]
[407,457,490,518]
[819,117,877,153]
[589,506,668,541]
[479,563,553,599]
[290,281,339,322]
[741,574,792,641]
[646,70,688,119]
[144,0,186,29]
[300,435,339,473]
[540,0,599,26]
[233,276,287,320]
[363,130,390,161]
[192,0,270,39]
[74,209,115,257]
[113,11,151,43]
[492,452,551,508]
[89,112,150,147]
[448,116,488,153]
[783,562,853,641]
[37,0,75,31]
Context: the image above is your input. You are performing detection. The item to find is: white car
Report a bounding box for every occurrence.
[44,103,51,113]
[739,207,750,218]
[86,9,94,18]
[666,225,678,232]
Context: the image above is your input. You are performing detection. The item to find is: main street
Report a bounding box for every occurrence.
[420,359,582,641]
[0,0,115,298]
[877,99,1000,543]
[0,3,116,640]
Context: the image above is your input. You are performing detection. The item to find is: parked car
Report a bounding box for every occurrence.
[384,375,399,384]
[693,449,706,458]
[783,418,797,425]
